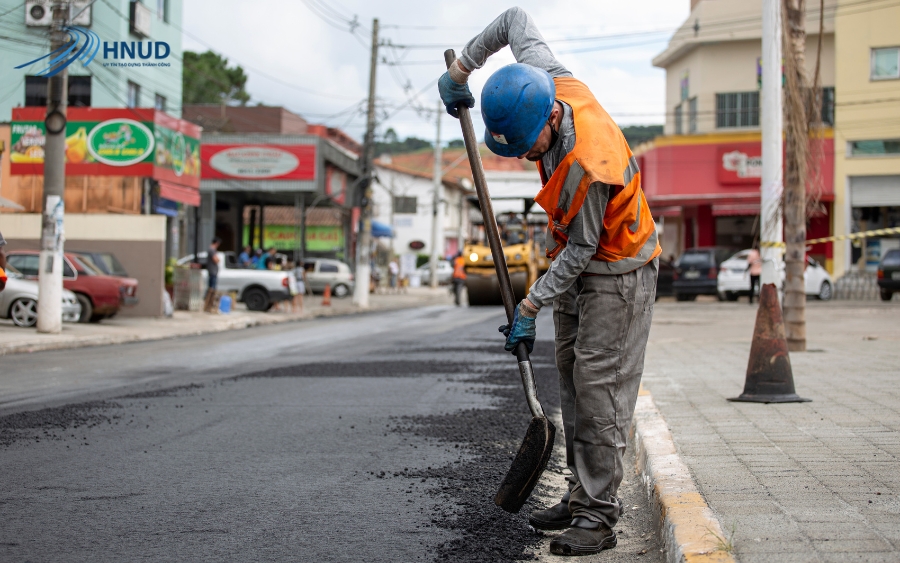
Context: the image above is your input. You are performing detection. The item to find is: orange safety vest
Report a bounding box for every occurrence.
[533,78,661,275]
[452,256,467,280]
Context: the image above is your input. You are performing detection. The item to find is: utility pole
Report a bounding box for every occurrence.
[429,101,442,289]
[352,18,378,308]
[760,0,783,292]
[37,0,69,334]
[783,0,809,351]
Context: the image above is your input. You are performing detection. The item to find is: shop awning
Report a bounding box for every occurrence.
[372,220,394,238]
[159,181,200,207]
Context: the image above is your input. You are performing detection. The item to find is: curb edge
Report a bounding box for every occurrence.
[634,386,736,563]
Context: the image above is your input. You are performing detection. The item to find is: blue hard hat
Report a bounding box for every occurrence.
[481,63,556,158]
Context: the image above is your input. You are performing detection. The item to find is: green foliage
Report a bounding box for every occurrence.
[416,254,430,268]
[620,125,663,147]
[375,128,433,155]
[446,139,465,148]
[164,257,177,287]
[182,50,251,105]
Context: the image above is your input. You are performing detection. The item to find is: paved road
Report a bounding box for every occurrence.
[0,305,662,562]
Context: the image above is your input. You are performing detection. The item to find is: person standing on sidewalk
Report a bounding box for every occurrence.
[0,230,7,292]
[747,244,762,304]
[451,252,467,306]
[439,7,660,556]
[388,258,399,293]
[203,237,221,313]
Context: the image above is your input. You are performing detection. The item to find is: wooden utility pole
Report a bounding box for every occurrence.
[783,0,809,351]
[37,0,69,333]
[352,18,379,308]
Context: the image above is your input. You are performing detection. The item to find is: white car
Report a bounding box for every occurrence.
[717,249,833,301]
[177,252,296,311]
[1,264,82,327]
[416,260,453,285]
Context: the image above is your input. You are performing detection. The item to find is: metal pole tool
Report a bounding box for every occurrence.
[444,49,555,513]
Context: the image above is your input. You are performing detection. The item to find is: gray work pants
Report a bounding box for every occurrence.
[552,258,657,528]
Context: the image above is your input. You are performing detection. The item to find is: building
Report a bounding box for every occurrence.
[0,0,184,120]
[833,0,900,275]
[184,105,362,264]
[641,0,837,269]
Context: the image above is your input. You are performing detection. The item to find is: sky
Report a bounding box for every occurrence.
[182,1,691,144]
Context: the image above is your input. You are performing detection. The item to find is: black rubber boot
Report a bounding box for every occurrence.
[549,517,617,556]
[528,501,572,530]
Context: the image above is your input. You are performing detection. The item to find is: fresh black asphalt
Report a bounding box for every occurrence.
[0,305,663,562]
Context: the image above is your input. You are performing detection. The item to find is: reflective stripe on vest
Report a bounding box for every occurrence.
[534,77,661,272]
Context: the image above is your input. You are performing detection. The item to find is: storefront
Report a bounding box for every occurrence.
[638,131,835,269]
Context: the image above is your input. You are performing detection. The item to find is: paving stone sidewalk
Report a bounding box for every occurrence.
[643,298,900,562]
[0,286,453,356]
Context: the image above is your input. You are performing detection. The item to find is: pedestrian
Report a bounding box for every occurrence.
[203,237,221,313]
[388,258,399,293]
[238,245,253,268]
[439,8,661,556]
[451,252,467,306]
[747,244,762,304]
[263,247,278,270]
[292,264,306,314]
[0,230,7,292]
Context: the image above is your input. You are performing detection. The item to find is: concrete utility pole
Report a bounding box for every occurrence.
[429,101,442,289]
[760,0,783,289]
[783,0,812,351]
[37,0,69,334]
[352,18,379,308]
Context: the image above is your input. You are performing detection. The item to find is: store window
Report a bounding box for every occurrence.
[393,196,417,214]
[820,87,835,126]
[688,97,698,133]
[871,47,900,80]
[716,92,759,128]
[127,81,141,107]
[24,75,91,107]
[154,94,166,111]
[849,139,900,156]
[674,104,683,135]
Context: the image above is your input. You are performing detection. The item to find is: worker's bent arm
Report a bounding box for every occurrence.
[459,7,572,79]
[526,183,610,309]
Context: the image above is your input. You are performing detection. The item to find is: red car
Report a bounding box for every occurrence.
[5,250,138,323]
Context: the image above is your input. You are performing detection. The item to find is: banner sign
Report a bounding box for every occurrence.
[243,224,343,252]
[11,107,201,188]
[202,144,316,181]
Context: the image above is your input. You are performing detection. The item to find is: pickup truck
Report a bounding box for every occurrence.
[177,251,294,311]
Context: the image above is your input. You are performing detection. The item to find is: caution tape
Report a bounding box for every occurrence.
[760,226,900,249]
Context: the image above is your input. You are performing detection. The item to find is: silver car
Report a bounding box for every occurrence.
[303,259,355,298]
[1,264,82,327]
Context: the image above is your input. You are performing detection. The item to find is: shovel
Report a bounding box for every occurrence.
[444,49,556,514]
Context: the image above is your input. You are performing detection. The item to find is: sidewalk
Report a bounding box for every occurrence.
[0,286,453,357]
[642,298,900,562]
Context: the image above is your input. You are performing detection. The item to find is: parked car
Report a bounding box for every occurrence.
[177,252,294,311]
[303,258,354,298]
[6,250,137,322]
[416,260,453,285]
[0,263,81,327]
[69,250,129,277]
[672,247,735,301]
[717,249,834,301]
[877,248,900,301]
[655,258,675,299]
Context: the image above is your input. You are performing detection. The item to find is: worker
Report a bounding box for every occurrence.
[439,8,661,556]
[451,251,467,306]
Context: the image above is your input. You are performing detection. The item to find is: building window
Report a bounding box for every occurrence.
[25,75,91,107]
[716,92,759,128]
[849,139,900,156]
[674,104,683,135]
[127,81,140,107]
[156,0,168,22]
[393,196,417,214]
[819,87,835,126]
[871,47,900,80]
[688,97,698,133]
[154,94,166,111]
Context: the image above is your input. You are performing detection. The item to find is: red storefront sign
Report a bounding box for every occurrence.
[201,144,316,180]
[718,145,762,185]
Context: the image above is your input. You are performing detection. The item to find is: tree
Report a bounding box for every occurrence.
[620,125,663,147]
[182,51,251,105]
[446,139,465,149]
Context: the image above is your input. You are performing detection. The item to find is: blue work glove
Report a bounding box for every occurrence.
[499,302,537,354]
[438,71,475,119]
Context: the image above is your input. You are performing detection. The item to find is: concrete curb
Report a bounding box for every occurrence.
[0,298,443,357]
[634,386,736,563]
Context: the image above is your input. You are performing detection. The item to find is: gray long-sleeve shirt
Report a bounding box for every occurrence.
[460,7,611,310]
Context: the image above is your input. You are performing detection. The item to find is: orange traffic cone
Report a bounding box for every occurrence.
[729,283,810,403]
[322,284,331,307]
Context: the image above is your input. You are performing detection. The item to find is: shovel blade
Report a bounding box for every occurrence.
[494,416,556,513]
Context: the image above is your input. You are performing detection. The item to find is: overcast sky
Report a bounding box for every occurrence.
[182,1,690,143]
